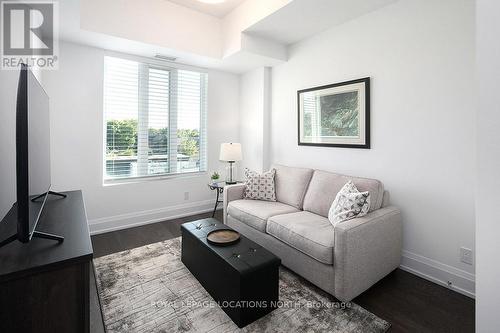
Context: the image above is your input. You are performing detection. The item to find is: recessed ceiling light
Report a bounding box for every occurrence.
[197,0,226,4]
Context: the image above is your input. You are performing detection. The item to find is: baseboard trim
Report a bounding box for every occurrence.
[400,250,475,298]
[88,199,219,235]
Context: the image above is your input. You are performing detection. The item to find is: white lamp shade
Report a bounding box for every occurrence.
[219,143,242,162]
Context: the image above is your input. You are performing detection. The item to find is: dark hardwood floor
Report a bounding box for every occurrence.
[90,210,475,333]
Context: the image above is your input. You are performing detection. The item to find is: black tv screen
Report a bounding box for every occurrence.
[15,64,52,242]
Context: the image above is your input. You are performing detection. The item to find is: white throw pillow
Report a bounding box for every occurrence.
[243,168,277,201]
[328,180,370,226]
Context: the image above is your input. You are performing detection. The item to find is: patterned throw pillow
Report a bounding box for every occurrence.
[328,180,371,226]
[243,168,277,201]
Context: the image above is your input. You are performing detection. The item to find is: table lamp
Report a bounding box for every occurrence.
[219,143,242,184]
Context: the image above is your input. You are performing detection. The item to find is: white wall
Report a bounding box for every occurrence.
[269,0,475,295]
[476,0,500,330]
[43,42,239,233]
[239,67,271,173]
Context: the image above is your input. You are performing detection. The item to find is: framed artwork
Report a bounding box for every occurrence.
[297,77,370,149]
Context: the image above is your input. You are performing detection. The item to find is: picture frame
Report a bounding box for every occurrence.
[297,77,370,149]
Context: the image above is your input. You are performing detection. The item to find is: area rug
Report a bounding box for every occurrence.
[94,237,390,333]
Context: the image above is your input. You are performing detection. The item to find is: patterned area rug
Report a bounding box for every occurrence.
[94,237,390,333]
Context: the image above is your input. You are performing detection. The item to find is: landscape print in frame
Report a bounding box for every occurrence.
[298,77,370,149]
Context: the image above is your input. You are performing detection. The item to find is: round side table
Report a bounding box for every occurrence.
[207,181,243,217]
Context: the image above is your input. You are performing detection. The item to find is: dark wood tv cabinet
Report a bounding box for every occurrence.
[0,190,93,333]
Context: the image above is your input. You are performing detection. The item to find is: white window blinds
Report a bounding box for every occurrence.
[103,56,207,181]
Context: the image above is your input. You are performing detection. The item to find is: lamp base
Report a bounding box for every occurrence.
[225,161,237,185]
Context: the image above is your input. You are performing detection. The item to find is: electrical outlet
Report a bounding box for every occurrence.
[460,247,473,265]
[184,192,189,200]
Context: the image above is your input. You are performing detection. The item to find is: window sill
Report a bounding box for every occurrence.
[102,171,207,186]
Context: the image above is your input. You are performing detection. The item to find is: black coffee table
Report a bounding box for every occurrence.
[181,218,280,328]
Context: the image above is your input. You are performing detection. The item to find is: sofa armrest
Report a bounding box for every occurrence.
[333,206,402,301]
[223,184,245,224]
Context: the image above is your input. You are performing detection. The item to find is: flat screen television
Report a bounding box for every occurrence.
[0,64,64,248]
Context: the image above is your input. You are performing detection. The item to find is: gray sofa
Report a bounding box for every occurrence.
[223,164,402,302]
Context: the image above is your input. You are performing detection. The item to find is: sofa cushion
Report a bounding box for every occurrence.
[303,170,384,217]
[266,211,335,265]
[273,164,314,209]
[328,181,370,225]
[227,199,299,232]
[243,168,276,201]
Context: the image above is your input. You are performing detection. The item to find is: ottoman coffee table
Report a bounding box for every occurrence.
[181,218,281,328]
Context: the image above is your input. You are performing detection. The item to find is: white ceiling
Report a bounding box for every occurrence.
[245,0,398,45]
[58,0,399,73]
[166,0,246,18]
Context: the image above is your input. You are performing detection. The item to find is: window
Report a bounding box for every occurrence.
[103,56,207,181]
